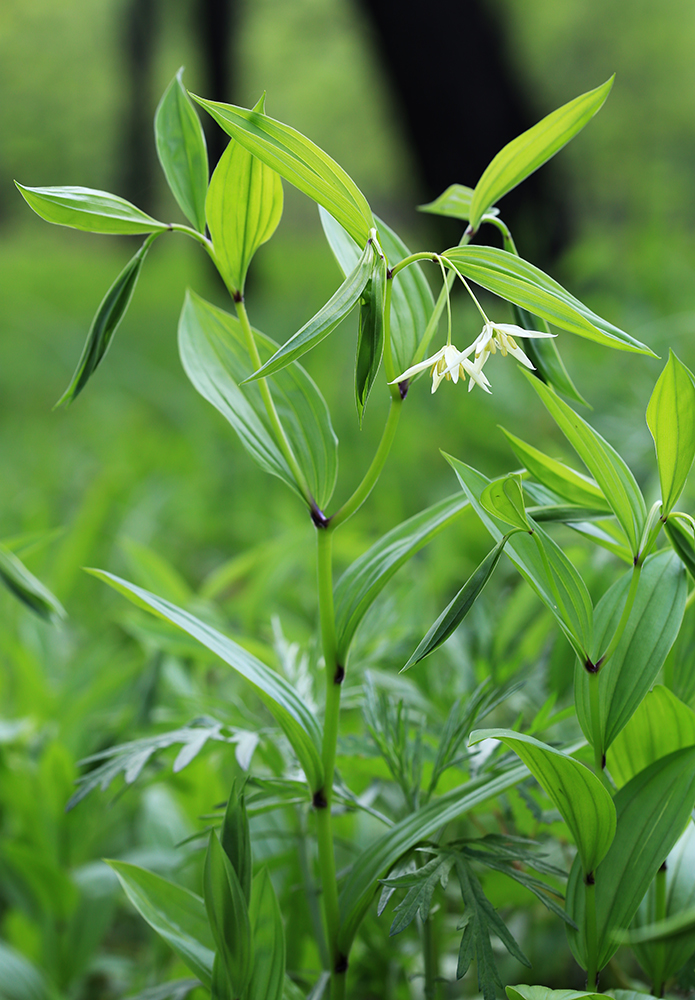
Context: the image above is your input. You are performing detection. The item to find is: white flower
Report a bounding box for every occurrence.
[390,344,492,394]
[469,321,555,371]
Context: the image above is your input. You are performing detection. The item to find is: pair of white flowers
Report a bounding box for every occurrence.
[391,322,555,394]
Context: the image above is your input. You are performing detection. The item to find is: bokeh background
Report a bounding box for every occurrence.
[2,1,695,998]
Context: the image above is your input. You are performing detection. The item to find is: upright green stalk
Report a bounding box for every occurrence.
[651,862,668,997]
[585,875,599,990]
[423,912,439,1000]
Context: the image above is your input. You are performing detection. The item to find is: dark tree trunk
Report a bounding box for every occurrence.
[195,0,236,170]
[119,0,160,212]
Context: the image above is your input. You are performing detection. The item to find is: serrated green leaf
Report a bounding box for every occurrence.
[469,729,615,875]
[522,372,647,554]
[206,96,283,294]
[204,832,252,998]
[179,291,338,509]
[469,77,613,230]
[355,255,386,424]
[501,428,608,509]
[107,861,214,987]
[15,183,169,234]
[575,552,686,754]
[89,570,324,791]
[418,183,499,222]
[56,237,153,405]
[333,493,469,663]
[566,746,695,970]
[381,855,455,935]
[442,246,653,356]
[155,68,209,232]
[190,96,373,245]
[647,350,695,516]
[402,537,507,670]
[607,686,695,788]
[245,869,285,1000]
[0,542,65,622]
[481,474,531,531]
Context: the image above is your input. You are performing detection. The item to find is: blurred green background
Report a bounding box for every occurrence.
[2,1,695,997]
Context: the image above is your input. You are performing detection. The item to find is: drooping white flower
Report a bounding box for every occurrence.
[470,321,555,370]
[390,343,491,394]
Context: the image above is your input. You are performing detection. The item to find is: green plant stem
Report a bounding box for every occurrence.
[532,532,585,662]
[423,913,439,1000]
[598,562,642,667]
[409,230,473,365]
[587,672,606,777]
[168,222,214,250]
[296,807,330,970]
[234,298,313,505]
[382,275,396,383]
[652,863,667,997]
[585,876,599,991]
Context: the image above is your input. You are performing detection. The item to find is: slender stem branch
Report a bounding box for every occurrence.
[410,230,473,365]
[423,913,439,1000]
[168,222,214,251]
[382,273,396,384]
[585,876,599,991]
[598,562,642,667]
[296,807,330,969]
[389,251,440,279]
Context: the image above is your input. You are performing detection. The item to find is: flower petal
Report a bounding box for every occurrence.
[492,323,555,339]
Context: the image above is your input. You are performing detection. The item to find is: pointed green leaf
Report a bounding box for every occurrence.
[190,96,374,245]
[107,861,214,987]
[442,246,654,356]
[220,782,252,905]
[0,542,65,622]
[0,942,50,1000]
[15,183,169,235]
[89,570,324,791]
[607,686,695,788]
[575,552,686,754]
[355,254,386,424]
[333,493,469,663]
[245,869,285,1000]
[500,428,608,509]
[418,184,499,222]
[566,745,695,970]
[206,97,283,294]
[469,77,613,230]
[522,372,647,554]
[402,537,507,670]
[155,68,209,232]
[511,302,588,406]
[665,514,695,579]
[647,351,695,516]
[56,237,153,406]
[481,474,531,531]
[506,987,603,1000]
[469,729,615,875]
[179,291,338,509]
[204,832,252,997]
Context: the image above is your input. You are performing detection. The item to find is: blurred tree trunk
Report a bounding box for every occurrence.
[195,0,236,170]
[119,0,159,212]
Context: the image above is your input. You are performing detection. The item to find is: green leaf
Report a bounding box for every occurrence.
[446,456,592,657]
[566,746,695,970]
[506,987,604,1000]
[381,854,455,934]
[469,77,613,230]
[89,570,324,791]
[607,686,695,788]
[575,552,686,754]
[204,832,252,998]
[481,474,531,531]
[333,493,469,663]
[442,246,654,357]
[155,67,209,232]
[15,183,169,235]
[56,237,153,406]
[469,730,615,875]
[500,428,608,509]
[418,184,499,222]
[664,515,695,578]
[190,96,374,245]
[220,782,252,905]
[0,941,50,1000]
[355,255,386,424]
[0,542,65,622]
[320,208,435,374]
[245,869,286,1000]
[337,759,529,953]
[402,537,507,670]
[511,302,588,406]
[522,372,647,554]
[107,861,214,987]
[179,291,338,510]
[647,350,695,516]
[206,96,283,294]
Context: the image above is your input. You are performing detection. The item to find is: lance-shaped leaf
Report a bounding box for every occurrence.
[155,68,208,232]
[0,542,65,622]
[481,474,531,531]
[446,456,592,657]
[355,254,386,424]
[337,758,528,953]
[402,537,507,671]
[220,782,252,905]
[204,832,252,998]
[56,236,153,406]
[469,730,615,875]
[522,372,647,555]
[647,351,695,516]
[506,987,604,1000]
[565,745,695,971]
[333,493,469,663]
[15,183,169,235]
[320,207,435,374]
[206,96,283,295]
[179,291,337,509]
[469,77,613,230]
[665,514,695,579]
[418,183,499,222]
[0,943,50,1000]
[190,95,374,245]
[501,428,608,510]
[245,869,285,1000]
[607,686,695,788]
[108,861,214,987]
[244,239,373,381]
[511,301,587,406]
[442,246,653,356]
[574,552,686,754]
[89,570,324,791]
